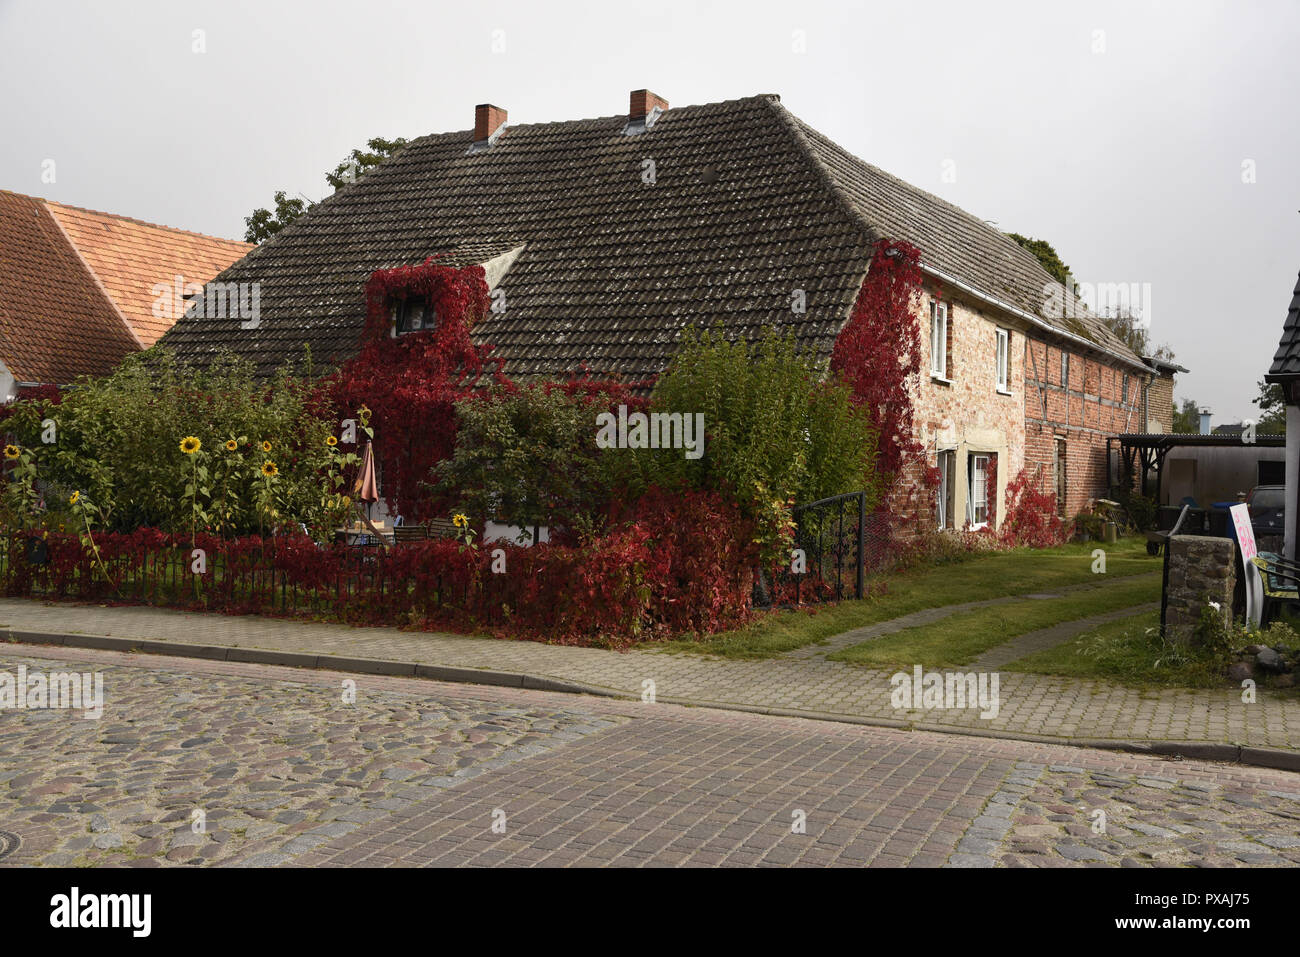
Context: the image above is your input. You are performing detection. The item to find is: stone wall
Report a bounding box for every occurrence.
[1164,534,1236,644]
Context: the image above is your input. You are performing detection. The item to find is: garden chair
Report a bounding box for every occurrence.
[393,524,430,544]
[1248,551,1300,627]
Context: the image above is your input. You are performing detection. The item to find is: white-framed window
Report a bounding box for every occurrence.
[1060,352,1069,387]
[995,328,1009,392]
[968,454,989,528]
[1121,373,1130,404]
[930,301,948,378]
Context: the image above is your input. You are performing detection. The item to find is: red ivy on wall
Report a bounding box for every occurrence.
[323,257,502,521]
[830,239,926,481]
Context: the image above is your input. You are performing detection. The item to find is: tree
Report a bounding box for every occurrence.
[325,137,409,191]
[1171,397,1201,434]
[1094,308,1176,363]
[243,190,312,244]
[1252,379,1287,435]
[1009,233,1175,361]
[1008,233,1075,292]
[243,137,409,244]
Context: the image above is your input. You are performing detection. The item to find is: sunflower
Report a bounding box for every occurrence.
[3,444,19,460]
[224,439,238,452]
[69,491,80,506]
[326,435,338,447]
[180,436,202,455]
[261,461,278,477]
[452,513,469,529]
[261,440,273,453]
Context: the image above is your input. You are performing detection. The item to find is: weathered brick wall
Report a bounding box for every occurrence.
[884,278,1150,532]
[1022,336,1146,516]
[1147,373,1174,432]
[907,281,1024,531]
[1164,534,1236,645]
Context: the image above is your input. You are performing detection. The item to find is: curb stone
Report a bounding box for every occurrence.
[6,627,1300,774]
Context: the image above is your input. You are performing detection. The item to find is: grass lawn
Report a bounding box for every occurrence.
[827,572,1160,669]
[658,537,1160,659]
[1004,609,1232,689]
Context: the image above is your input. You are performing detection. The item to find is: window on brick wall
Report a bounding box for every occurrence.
[968,454,990,528]
[995,328,1009,392]
[1122,373,1130,405]
[930,301,949,379]
[1060,352,1069,388]
[937,450,956,530]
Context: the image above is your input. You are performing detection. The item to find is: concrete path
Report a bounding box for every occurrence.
[968,602,1161,670]
[2,594,1298,758]
[786,572,1161,661]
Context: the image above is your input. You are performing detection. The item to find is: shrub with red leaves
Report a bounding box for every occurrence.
[997,467,1069,548]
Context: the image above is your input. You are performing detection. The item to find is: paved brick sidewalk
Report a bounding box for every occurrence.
[3,596,1299,754]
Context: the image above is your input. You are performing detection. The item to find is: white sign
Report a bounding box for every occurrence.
[1230,503,1257,561]
[1231,502,1262,627]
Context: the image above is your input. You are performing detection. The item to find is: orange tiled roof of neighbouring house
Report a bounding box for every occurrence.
[44,199,253,347]
[0,189,251,393]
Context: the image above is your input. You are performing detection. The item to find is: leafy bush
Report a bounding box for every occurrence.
[1,350,353,538]
[429,381,645,539]
[998,468,1069,548]
[1,488,755,647]
[645,326,882,558]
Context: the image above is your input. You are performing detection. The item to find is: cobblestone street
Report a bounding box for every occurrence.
[3,644,1300,868]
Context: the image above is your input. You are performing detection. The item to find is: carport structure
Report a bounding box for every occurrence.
[1108,432,1284,504]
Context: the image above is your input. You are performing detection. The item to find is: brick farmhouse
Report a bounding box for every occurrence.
[161,91,1177,530]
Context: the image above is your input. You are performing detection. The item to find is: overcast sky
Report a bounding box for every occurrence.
[2,0,1296,422]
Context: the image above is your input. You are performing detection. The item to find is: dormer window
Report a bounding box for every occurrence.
[391,297,435,336]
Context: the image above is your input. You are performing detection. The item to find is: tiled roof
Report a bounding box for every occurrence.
[1265,270,1300,380]
[0,190,138,384]
[45,200,253,347]
[784,109,1144,363]
[161,94,1143,380]
[0,190,250,386]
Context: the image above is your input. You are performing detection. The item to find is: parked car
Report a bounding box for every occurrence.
[1247,484,1286,538]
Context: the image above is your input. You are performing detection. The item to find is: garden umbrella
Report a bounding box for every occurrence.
[353,440,379,521]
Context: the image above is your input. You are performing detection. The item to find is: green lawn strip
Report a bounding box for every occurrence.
[1003,609,1233,689]
[827,573,1161,669]
[658,537,1159,660]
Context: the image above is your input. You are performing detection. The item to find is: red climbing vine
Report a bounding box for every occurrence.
[830,239,926,480]
[322,257,502,521]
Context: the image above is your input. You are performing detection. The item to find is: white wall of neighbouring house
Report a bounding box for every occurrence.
[484,521,549,546]
[1286,405,1299,560]
[0,360,16,404]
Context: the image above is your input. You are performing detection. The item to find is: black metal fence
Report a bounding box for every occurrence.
[765,491,891,606]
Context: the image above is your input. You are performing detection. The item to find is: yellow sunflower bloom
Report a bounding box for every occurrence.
[224,439,238,451]
[3,444,19,460]
[180,436,201,455]
[452,513,469,529]
[261,440,272,453]
[261,461,278,477]
[326,435,338,447]
[69,491,80,505]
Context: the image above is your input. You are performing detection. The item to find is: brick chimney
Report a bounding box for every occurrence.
[474,104,507,143]
[629,89,668,120]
